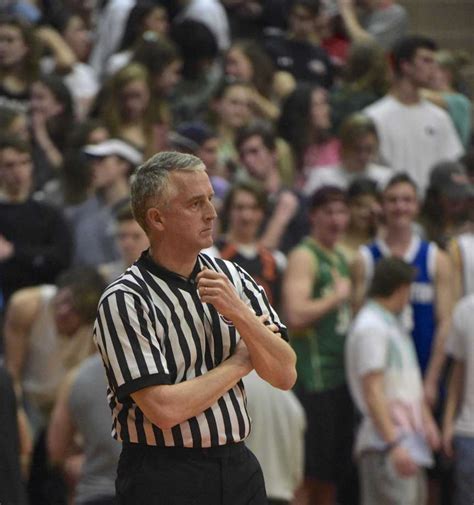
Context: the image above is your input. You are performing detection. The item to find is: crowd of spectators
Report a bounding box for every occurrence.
[0,0,472,504]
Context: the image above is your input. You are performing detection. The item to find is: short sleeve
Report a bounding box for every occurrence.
[352,324,388,377]
[94,290,171,402]
[446,300,470,361]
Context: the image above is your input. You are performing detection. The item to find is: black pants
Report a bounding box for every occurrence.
[116,442,267,505]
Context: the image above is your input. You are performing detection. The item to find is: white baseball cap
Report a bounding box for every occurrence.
[83,139,143,166]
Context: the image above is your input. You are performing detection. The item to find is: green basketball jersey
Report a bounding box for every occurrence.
[292,237,351,392]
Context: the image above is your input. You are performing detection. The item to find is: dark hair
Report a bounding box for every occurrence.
[392,35,437,76]
[235,121,276,152]
[35,74,74,149]
[221,180,268,232]
[0,134,31,154]
[56,267,107,324]
[368,257,416,298]
[132,35,180,78]
[347,177,379,201]
[170,20,218,80]
[310,185,347,210]
[291,0,321,16]
[384,172,418,194]
[116,203,135,222]
[339,113,378,151]
[228,40,275,98]
[213,77,250,101]
[119,0,165,51]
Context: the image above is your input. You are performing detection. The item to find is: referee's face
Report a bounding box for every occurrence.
[159,169,217,252]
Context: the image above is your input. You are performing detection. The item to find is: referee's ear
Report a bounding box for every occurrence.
[146,207,165,232]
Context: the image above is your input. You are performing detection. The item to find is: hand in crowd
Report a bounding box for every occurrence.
[274,191,299,224]
[332,268,352,304]
[0,235,14,261]
[390,445,419,478]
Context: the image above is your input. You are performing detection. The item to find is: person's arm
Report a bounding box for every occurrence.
[260,190,299,251]
[447,238,463,302]
[36,26,77,72]
[4,288,41,393]
[362,371,419,477]
[131,340,253,430]
[283,247,351,331]
[442,360,464,457]
[351,251,368,314]
[424,250,453,407]
[337,0,374,45]
[197,268,297,390]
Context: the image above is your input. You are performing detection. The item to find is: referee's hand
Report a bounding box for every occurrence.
[197,267,244,321]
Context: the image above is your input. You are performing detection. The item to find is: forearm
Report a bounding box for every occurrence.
[364,375,398,444]
[442,361,464,431]
[425,319,450,387]
[231,302,296,390]
[132,357,250,430]
[287,292,341,330]
[339,5,373,43]
[260,215,290,250]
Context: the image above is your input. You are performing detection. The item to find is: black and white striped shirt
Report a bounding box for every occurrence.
[94,251,288,448]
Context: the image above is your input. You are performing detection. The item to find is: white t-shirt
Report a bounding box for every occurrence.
[346,301,432,465]
[244,371,306,501]
[364,95,464,194]
[446,294,474,437]
[302,162,392,195]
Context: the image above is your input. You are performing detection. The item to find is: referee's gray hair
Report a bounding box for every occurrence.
[131,151,205,231]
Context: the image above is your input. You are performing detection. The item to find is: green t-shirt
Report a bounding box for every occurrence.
[292,238,351,392]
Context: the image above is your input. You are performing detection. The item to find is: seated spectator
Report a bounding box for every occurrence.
[236,122,309,253]
[0,136,72,307]
[40,12,99,118]
[346,257,439,504]
[212,180,286,309]
[330,41,391,133]
[443,294,474,505]
[99,204,149,283]
[66,138,142,267]
[279,83,340,175]
[169,20,220,125]
[0,16,41,113]
[302,113,391,195]
[264,0,334,88]
[106,0,169,77]
[421,49,472,148]
[225,39,295,121]
[29,74,75,189]
[338,0,408,51]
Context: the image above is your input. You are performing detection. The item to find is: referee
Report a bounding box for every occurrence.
[94,151,297,505]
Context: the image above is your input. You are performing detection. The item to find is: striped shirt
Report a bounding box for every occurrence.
[94,251,288,448]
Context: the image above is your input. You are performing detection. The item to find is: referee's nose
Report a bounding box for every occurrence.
[205,198,218,221]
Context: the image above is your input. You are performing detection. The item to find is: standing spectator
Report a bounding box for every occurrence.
[283,186,354,505]
[337,0,408,51]
[212,180,286,310]
[421,49,472,148]
[353,174,453,407]
[443,294,474,505]
[364,36,464,194]
[302,113,391,195]
[236,122,309,253]
[66,138,142,267]
[278,83,340,175]
[47,353,121,505]
[346,257,440,504]
[0,136,72,306]
[244,370,306,505]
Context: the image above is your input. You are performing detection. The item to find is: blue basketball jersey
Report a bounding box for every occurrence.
[363,237,436,375]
